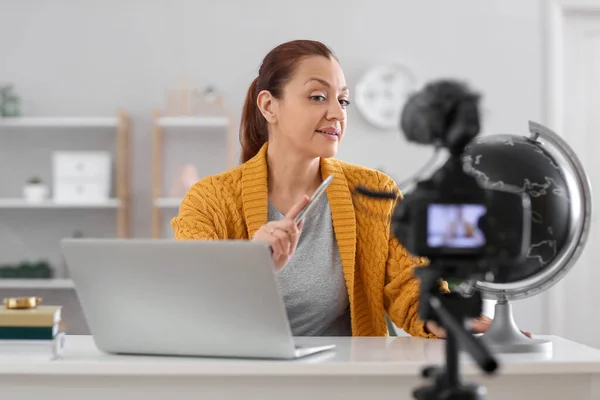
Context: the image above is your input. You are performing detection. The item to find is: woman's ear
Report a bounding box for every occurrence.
[257,89,278,124]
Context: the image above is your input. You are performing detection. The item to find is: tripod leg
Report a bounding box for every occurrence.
[447,328,459,387]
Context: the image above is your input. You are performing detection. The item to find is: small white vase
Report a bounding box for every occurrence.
[23,184,49,203]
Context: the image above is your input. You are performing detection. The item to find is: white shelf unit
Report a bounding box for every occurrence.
[0,112,132,290]
[0,279,74,289]
[152,110,235,238]
[0,111,132,236]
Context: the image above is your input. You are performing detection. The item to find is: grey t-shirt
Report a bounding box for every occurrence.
[267,194,352,337]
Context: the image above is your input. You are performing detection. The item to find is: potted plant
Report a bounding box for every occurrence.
[23,176,48,203]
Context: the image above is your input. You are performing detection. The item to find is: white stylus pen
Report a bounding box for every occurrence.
[294,174,334,224]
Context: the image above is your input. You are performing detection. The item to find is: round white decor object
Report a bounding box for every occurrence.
[354,64,416,130]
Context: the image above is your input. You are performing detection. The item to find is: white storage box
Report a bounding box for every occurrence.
[52,151,112,203]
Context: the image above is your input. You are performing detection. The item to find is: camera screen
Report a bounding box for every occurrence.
[427,204,487,248]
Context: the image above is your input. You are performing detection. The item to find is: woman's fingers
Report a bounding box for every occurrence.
[288,224,301,255]
[253,225,282,259]
[471,319,490,334]
[472,316,532,338]
[285,195,310,220]
[425,320,446,338]
[267,230,284,260]
[251,196,308,270]
[268,219,301,256]
[271,228,291,258]
[252,221,296,265]
[428,316,533,340]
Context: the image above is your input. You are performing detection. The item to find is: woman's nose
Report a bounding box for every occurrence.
[327,100,345,121]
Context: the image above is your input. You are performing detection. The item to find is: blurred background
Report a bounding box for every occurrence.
[1,0,597,347]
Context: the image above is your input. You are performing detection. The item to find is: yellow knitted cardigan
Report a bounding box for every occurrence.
[171,144,446,338]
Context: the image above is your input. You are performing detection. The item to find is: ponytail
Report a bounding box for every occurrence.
[239,77,267,163]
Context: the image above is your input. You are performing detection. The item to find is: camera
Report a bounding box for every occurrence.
[391,79,531,278]
[356,79,532,399]
[392,154,531,280]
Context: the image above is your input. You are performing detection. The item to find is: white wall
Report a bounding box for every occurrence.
[0,0,545,334]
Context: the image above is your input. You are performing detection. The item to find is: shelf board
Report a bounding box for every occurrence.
[155,197,183,208]
[158,116,228,128]
[0,117,118,128]
[0,279,74,289]
[0,198,120,209]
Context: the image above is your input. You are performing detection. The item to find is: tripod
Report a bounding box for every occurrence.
[413,265,499,400]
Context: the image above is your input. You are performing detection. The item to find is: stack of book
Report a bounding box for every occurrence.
[0,304,62,340]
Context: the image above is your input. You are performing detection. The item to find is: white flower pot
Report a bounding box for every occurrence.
[23,184,49,203]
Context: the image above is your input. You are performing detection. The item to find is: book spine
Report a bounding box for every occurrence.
[0,326,57,340]
[0,311,61,327]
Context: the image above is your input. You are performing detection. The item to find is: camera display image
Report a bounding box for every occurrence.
[427,204,487,248]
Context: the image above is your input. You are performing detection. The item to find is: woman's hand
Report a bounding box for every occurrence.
[252,195,310,272]
[425,315,532,338]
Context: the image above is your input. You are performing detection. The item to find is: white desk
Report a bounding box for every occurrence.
[1,335,599,400]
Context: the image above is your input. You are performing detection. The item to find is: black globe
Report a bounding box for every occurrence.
[462,134,571,283]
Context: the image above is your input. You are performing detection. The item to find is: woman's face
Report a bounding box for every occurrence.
[261,55,350,159]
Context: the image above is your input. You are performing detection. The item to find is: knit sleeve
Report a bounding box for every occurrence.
[381,180,449,338]
[383,237,440,338]
[171,178,228,240]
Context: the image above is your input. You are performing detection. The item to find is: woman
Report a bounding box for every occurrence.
[171,39,493,338]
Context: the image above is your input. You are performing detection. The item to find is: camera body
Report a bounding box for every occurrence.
[392,156,531,280]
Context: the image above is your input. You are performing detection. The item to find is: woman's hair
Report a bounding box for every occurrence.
[239,40,336,163]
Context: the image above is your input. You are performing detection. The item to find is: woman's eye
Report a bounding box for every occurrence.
[339,99,351,108]
[310,95,326,102]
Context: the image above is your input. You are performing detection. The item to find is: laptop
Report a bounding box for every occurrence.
[61,238,336,359]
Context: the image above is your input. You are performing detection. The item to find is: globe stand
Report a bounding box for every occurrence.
[479,296,552,354]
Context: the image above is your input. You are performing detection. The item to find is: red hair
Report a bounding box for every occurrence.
[239,40,336,163]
